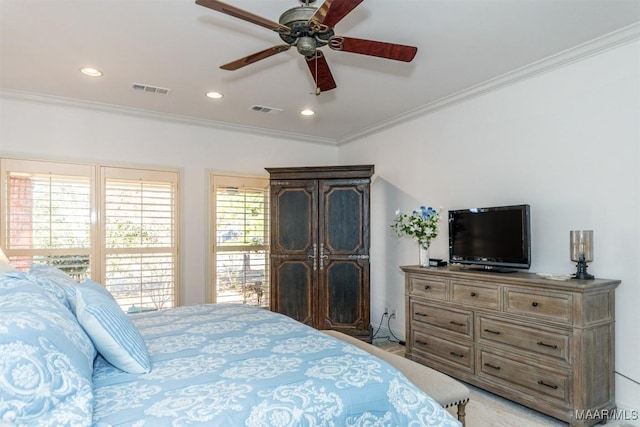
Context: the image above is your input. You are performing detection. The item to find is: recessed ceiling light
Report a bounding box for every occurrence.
[206,91,223,99]
[300,109,315,116]
[80,67,103,77]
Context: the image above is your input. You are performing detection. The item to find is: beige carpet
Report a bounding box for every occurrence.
[376,342,639,427]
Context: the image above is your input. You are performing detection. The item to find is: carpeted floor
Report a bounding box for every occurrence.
[376,342,639,427]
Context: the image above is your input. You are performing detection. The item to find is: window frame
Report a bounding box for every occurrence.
[209,173,269,306]
[1,157,181,310]
[100,165,180,311]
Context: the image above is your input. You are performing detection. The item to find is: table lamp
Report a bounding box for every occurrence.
[0,247,9,264]
[570,230,594,280]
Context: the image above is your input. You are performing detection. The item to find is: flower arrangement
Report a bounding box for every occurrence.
[391,206,442,246]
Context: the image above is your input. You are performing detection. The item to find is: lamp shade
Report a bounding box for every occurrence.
[570,230,593,262]
[0,247,16,273]
[0,247,9,264]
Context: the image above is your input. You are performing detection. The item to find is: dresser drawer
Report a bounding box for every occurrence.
[451,280,500,310]
[505,289,572,324]
[409,275,448,301]
[411,301,472,337]
[478,316,570,363]
[478,349,570,402]
[412,330,474,372]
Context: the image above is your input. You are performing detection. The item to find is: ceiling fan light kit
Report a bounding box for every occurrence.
[195,0,418,94]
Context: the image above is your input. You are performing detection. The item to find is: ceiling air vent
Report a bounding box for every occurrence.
[130,83,171,95]
[249,105,283,114]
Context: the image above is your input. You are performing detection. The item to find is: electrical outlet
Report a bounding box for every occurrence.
[384,306,389,315]
[391,309,397,318]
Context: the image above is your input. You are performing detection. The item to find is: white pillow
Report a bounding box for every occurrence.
[75,283,152,374]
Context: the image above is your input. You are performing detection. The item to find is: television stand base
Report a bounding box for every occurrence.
[465,266,519,274]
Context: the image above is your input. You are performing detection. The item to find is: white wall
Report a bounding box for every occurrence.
[0,97,339,305]
[339,40,640,411]
[1,38,638,413]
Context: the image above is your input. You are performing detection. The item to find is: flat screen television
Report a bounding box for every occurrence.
[448,204,531,272]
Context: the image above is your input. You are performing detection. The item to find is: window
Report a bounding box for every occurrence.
[102,167,178,312]
[1,158,179,312]
[1,159,94,276]
[211,175,269,307]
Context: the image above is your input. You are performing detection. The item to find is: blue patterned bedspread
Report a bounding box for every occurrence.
[92,304,461,426]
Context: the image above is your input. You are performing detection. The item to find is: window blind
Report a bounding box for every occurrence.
[212,175,269,307]
[1,159,180,311]
[102,167,178,313]
[1,159,93,276]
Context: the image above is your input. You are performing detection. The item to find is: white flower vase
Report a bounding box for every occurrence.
[418,242,430,267]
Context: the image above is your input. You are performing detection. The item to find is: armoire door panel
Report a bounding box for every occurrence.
[324,261,363,326]
[274,261,314,325]
[325,187,363,253]
[320,180,369,255]
[272,181,317,254]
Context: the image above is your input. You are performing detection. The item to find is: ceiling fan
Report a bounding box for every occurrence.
[195,0,418,94]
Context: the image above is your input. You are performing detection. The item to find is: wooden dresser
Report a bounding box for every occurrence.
[401,265,620,426]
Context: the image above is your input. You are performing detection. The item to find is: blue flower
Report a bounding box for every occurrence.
[391,205,442,245]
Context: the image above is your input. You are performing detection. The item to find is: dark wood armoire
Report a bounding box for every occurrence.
[266,165,374,340]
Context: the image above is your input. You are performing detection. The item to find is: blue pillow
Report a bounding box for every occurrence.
[64,277,114,314]
[0,272,95,425]
[75,283,152,374]
[28,264,78,312]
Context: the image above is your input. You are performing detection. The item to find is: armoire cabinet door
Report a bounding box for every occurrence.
[269,180,318,326]
[267,165,374,339]
[318,179,370,335]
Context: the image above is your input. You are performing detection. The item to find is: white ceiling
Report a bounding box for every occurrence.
[1,0,639,145]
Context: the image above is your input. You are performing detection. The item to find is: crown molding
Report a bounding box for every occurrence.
[0,90,338,147]
[2,22,638,148]
[338,22,640,146]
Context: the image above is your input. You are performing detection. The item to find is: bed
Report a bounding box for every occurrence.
[0,266,461,427]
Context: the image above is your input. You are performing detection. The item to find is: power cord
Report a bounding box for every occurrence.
[386,314,402,343]
[615,370,640,386]
[371,312,389,340]
[372,309,404,344]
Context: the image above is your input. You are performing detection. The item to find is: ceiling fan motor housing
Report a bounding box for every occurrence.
[278,6,333,53]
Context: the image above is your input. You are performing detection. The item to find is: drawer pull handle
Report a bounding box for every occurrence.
[450,321,465,327]
[424,285,431,290]
[416,340,428,346]
[470,292,477,297]
[537,341,558,349]
[532,302,539,307]
[484,363,501,370]
[537,380,558,390]
[415,312,428,317]
[450,352,464,358]
[484,328,501,335]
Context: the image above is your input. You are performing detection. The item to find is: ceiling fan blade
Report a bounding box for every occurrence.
[305,52,337,92]
[195,0,291,35]
[309,0,364,30]
[220,45,291,70]
[329,36,418,62]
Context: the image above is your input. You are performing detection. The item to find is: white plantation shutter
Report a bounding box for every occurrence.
[1,158,180,311]
[1,159,94,277]
[102,167,178,312]
[212,175,269,307]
